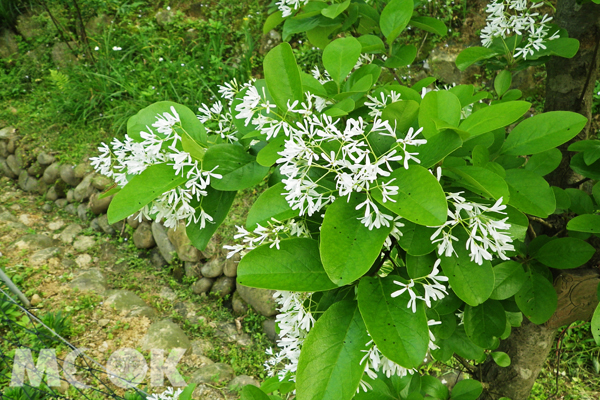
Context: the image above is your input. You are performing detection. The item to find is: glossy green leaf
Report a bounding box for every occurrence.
[447,326,485,360]
[263,43,304,111]
[296,300,369,400]
[186,187,236,251]
[491,351,511,367]
[407,252,437,279]
[459,101,530,137]
[526,37,579,60]
[419,91,462,138]
[415,130,463,168]
[204,144,269,191]
[282,16,321,41]
[501,111,588,155]
[263,11,285,35]
[552,186,571,211]
[448,166,509,200]
[505,169,555,218]
[456,47,500,71]
[524,148,562,176]
[409,16,447,36]
[384,44,417,68]
[566,188,594,215]
[246,182,299,230]
[451,380,483,400]
[301,71,328,97]
[321,193,393,286]
[398,221,437,256]
[421,375,449,399]
[490,261,527,300]
[380,0,413,44]
[568,139,600,165]
[237,238,337,291]
[373,165,448,226]
[323,37,362,85]
[107,163,186,224]
[592,304,600,346]
[494,70,512,97]
[322,0,350,18]
[381,100,420,134]
[516,272,557,324]
[256,135,286,167]
[567,214,600,234]
[464,300,506,348]
[533,237,595,269]
[241,385,270,400]
[570,152,600,180]
[357,35,386,54]
[358,276,429,368]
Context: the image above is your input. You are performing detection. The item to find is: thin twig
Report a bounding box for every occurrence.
[40,0,75,53]
[528,216,554,229]
[527,223,537,239]
[72,0,95,63]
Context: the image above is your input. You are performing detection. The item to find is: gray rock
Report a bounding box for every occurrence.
[155,10,176,25]
[37,152,55,166]
[150,248,168,270]
[59,165,81,187]
[152,222,177,263]
[51,42,77,68]
[73,173,95,202]
[64,203,78,216]
[48,220,65,231]
[260,29,282,55]
[42,163,61,184]
[5,221,28,231]
[0,211,17,223]
[77,203,90,221]
[191,278,214,294]
[60,224,82,244]
[0,142,7,158]
[0,126,15,140]
[133,222,155,249]
[85,14,112,36]
[228,375,260,391]
[73,236,96,252]
[184,262,201,278]
[159,287,178,301]
[41,203,53,213]
[141,319,191,353]
[191,339,215,357]
[73,162,93,179]
[27,161,44,177]
[7,137,17,154]
[45,185,62,201]
[30,247,61,266]
[55,198,68,209]
[66,189,75,203]
[189,363,234,385]
[223,255,239,277]
[200,257,224,278]
[14,147,32,169]
[110,220,126,236]
[98,214,116,235]
[91,175,112,191]
[210,276,235,297]
[69,269,106,294]
[127,214,140,229]
[215,322,251,346]
[0,159,16,178]
[236,283,278,317]
[18,170,42,193]
[232,291,249,315]
[0,29,18,59]
[14,234,58,251]
[90,217,103,232]
[262,319,280,343]
[104,290,156,318]
[7,155,20,176]
[16,13,44,39]
[167,222,203,262]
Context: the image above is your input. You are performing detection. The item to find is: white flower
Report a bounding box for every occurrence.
[112,46,122,51]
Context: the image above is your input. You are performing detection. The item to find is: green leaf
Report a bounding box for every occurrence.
[384,44,417,68]
[282,16,321,41]
[300,71,328,97]
[524,148,562,176]
[421,375,449,399]
[357,35,386,54]
[505,169,555,218]
[323,36,362,85]
[566,188,594,215]
[241,385,270,400]
[419,91,462,138]
[526,37,580,60]
[533,237,595,269]
[107,163,186,224]
[398,221,437,256]
[256,135,286,167]
[416,130,463,169]
[380,0,413,44]
[491,351,511,367]
[322,0,350,18]
[456,47,500,71]
[450,380,483,400]
[358,276,429,368]
[98,186,119,200]
[592,304,600,346]
[464,300,506,348]
[458,101,530,137]
[494,70,512,97]
[568,140,600,165]
[447,326,485,360]
[406,252,437,279]
[246,182,299,230]
[204,144,269,191]
[237,238,337,291]
[263,43,304,111]
[515,272,557,324]
[412,77,436,93]
[490,261,527,300]
[381,100,420,135]
[321,193,393,286]
[501,111,588,155]
[570,152,600,180]
[186,187,236,251]
[440,245,495,307]
[372,165,448,226]
[567,214,600,234]
[296,300,369,400]
[263,11,285,35]
[409,16,447,36]
[448,166,509,200]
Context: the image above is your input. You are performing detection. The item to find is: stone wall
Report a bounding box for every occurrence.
[0,125,279,322]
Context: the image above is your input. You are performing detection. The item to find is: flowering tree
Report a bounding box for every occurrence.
[91,0,600,399]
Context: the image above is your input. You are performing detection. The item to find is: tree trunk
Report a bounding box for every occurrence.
[479,2,600,398]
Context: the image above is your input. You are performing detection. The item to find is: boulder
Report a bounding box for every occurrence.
[64,203,77,216]
[167,221,203,262]
[45,185,65,201]
[0,29,18,58]
[191,278,214,294]
[73,236,96,252]
[51,42,77,68]
[191,339,214,357]
[18,170,42,193]
[60,224,82,244]
[236,283,278,317]
[140,319,191,353]
[89,192,112,214]
[0,142,7,158]
[223,255,239,277]
[42,162,61,184]
[73,162,93,179]
[7,137,17,154]
[30,247,61,266]
[59,165,81,187]
[184,262,201,278]
[97,214,116,235]
[77,203,90,221]
[0,159,17,178]
[189,363,234,385]
[37,152,56,166]
[91,175,112,191]
[228,375,260,391]
[200,257,224,278]
[73,173,95,202]
[210,276,235,297]
[262,318,280,343]
[13,234,58,251]
[151,222,177,263]
[232,291,249,315]
[69,269,106,294]
[27,161,44,177]
[133,222,155,249]
[104,290,156,318]
[150,248,168,269]
[6,155,20,176]
[55,198,68,209]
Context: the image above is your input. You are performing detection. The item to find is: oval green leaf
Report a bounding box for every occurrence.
[464,300,506,349]
[505,169,555,218]
[533,237,595,269]
[263,43,304,111]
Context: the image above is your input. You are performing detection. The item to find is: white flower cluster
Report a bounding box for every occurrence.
[431,190,515,265]
[147,387,183,400]
[264,291,314,380]
[197,100,237,142]
[223,218,310,259]
[391,259,449,313]
[480,0,559,59]
[90,106,221,229]
[277,0,310,17]
[360,340,413,390]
